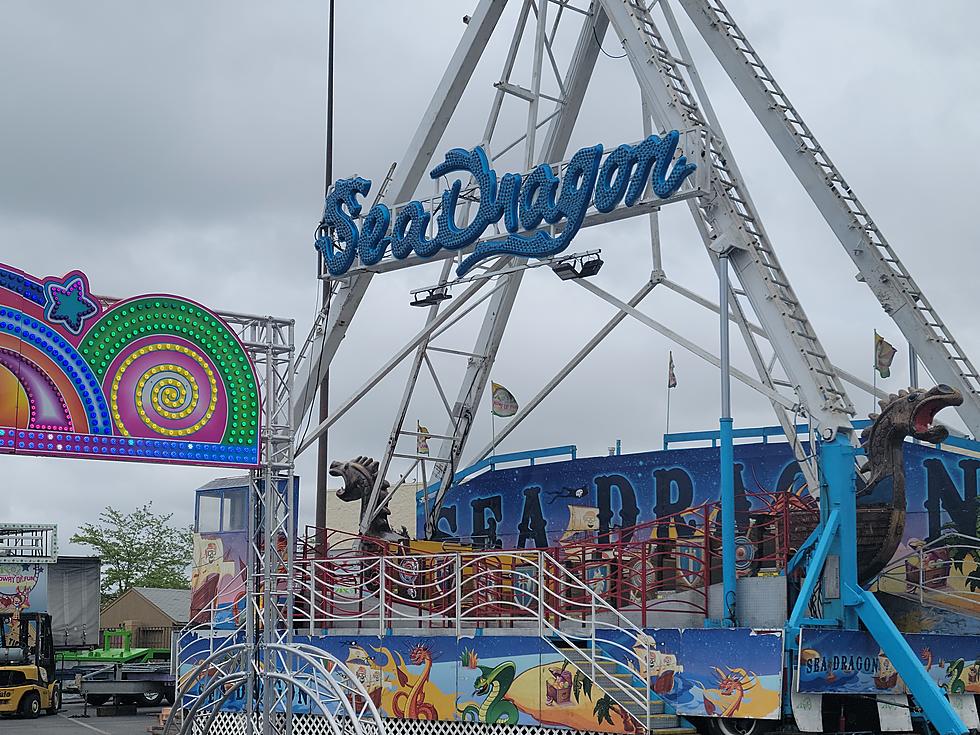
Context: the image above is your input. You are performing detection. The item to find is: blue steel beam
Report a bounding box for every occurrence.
[785,524,821,577]
[849,584,966,735]
[786,509,838,633]
[793,436,967,735]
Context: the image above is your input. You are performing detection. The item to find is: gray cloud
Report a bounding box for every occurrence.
[1,1,977,550]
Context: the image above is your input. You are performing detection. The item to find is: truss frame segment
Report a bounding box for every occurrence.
[678,0,980,436]
[600,0,854,438]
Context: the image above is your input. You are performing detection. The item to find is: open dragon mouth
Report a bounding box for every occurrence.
[474,682,489,696]
[910,384,962,443]
[329,461,353,499]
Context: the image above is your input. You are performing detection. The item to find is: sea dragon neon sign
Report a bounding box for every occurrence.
[316,131,697,278]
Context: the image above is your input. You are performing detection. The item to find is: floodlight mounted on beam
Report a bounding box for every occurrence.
[409,249,603,304]
[551,252,604,280]
[410,287,452,308]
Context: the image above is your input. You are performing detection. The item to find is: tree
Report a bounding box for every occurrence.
[71,503,193,601]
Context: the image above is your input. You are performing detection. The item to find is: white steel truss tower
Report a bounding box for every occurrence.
[292,0,979,541]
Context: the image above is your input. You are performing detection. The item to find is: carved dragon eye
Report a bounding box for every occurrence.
[907,393,920,403]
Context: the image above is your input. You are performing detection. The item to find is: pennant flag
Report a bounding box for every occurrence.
[417,422,430,456]
[668,351,677,389]
[491,382,519,417]
[874,331,897,379]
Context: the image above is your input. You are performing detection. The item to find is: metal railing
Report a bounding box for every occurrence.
[173,583,247,682]
[873,532,980,613]
[0,523,57,563]
[288,548,655,728]
[299,487,814,627]
[99,626,175,651]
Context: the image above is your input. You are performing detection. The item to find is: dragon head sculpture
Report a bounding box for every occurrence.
[329,456,408,541]
[854,384,962,583]
[861,384,962,455]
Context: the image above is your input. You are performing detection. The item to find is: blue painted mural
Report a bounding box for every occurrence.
[423,441,980,564]
[598,628,783,720]
[178,628,783,728]
[798,629,980,695]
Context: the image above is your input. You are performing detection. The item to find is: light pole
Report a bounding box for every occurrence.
[315,0,336,552]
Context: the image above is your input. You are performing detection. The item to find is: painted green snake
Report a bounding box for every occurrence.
[458,662,520,724]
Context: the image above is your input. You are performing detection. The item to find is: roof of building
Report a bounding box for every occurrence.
[196,475,250,492]
[131,587,192,624]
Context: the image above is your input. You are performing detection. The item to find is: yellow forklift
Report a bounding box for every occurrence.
[0,612,61,718]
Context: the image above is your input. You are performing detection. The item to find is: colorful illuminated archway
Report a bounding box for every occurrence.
[0,263,260,467]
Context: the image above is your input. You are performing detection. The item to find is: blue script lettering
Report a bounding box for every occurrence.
[315,131,696,277]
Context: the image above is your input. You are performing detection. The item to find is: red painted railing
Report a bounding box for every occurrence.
[296,489,816,630]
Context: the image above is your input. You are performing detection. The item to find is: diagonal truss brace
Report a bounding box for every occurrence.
[291,0,510,432]
[421,0,613,538]
[679,0,980,438]
[600,0,855,439]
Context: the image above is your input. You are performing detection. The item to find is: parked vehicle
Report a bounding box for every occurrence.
[0,612,61,718]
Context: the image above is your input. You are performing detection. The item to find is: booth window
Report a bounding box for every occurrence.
[196,486,248,533]
[197,492,222,533]
[222,491,247,531]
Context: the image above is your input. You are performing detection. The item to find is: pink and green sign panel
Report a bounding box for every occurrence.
[0,263,260,467]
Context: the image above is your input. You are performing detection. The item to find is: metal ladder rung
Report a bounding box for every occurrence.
[782,310,809,322]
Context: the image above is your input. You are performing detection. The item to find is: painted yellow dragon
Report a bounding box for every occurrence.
[702,666,759,717]
[374,643,439,720]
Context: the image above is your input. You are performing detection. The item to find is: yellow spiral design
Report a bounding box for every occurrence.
[144,370,198,419]
[110,343,218,437]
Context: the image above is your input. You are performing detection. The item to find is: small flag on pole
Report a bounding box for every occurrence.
[668,351,677,389]
[417,421,430,455]
[874,331,897,379]
[491,382,519,417]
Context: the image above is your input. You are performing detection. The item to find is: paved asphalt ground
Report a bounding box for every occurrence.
[0,695,165,734]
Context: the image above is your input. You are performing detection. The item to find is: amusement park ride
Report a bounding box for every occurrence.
[2,2,980,735]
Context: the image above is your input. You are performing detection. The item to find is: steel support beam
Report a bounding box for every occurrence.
[467,279,655,464]
[678,0,980,437]
[573,278,798,411]
[662,279,889,402]
[422,3,610,537]
[296,263,505,456]
[599,0,854,439]
[291,0,510,429]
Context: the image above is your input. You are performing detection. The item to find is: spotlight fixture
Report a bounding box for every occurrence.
[550,253,604,280]
[578,256,604,278]
[411,287,452,307]
[552,261,580,281]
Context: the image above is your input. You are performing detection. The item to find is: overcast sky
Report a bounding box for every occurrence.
[1,1,978,552]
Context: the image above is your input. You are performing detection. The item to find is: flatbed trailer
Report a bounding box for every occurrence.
[57,628,174,707]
